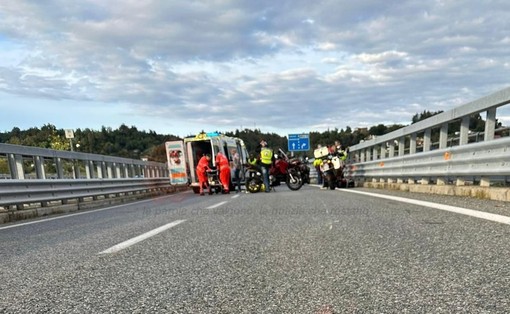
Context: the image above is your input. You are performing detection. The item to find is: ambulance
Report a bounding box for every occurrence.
[165,131,249,194]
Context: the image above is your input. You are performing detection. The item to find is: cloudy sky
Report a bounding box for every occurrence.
[0,0,509,137]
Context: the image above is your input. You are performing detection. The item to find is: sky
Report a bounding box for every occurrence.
[0,0,509,138]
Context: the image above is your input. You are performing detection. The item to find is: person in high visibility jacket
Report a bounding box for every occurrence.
[313,157,323,185]
[248,153,258,166]
[256,139,273,192]
[196,154,212,195]
[215,152,231,194]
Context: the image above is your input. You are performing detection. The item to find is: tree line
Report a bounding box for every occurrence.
[0,110,493,164]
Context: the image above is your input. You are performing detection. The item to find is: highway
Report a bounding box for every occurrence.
[1,186,509,313]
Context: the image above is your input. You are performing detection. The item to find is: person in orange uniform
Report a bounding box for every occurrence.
[196,154,212,195]
[215,152,231,194]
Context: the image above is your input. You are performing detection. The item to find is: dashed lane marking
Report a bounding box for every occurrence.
[99,219,186,254]
[206,201,228,209]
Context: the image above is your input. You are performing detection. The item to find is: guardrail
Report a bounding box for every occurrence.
[0,178,172,207]
[0,142,168,180]
[346,86,510,199]
[0,144,177,221]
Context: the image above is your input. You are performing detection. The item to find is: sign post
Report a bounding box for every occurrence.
[287,133,310,152]
[65,129,75,151]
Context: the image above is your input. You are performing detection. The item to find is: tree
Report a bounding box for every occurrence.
[412,110,443,124]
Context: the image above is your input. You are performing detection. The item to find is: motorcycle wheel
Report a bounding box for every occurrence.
[325,172,336,190]
[286,169,303,191]
[246,178,262,193]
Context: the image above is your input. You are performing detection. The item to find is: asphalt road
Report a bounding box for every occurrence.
[1,186,509,313]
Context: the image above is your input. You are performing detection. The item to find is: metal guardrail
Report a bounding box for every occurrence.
[347,137,510,183]
[0,142,168,180]
[0,178,173,208]
[346,86,510,187]
[0,144,174,212]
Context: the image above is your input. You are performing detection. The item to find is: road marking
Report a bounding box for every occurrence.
[340,189,510,225]
[231,194,240,199]
[99,220,186,254]
[206,201,227,209]
[0,193,188,231]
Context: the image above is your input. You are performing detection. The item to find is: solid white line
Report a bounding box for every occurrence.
[206,201,227,209]
[99,219,186,254]
[231,194,240,199]
[0,193,186,231]
[340,189,510,225]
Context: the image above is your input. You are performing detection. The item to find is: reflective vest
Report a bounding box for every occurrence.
[248,157,258,166]
[260,147,273,165]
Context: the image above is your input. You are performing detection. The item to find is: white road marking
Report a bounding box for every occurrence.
[99,220,186,254]
[231,194,240,199]
[206,201,227,209]
[340,189,510,225]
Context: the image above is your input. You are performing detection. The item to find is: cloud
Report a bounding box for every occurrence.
[0,0,509,137]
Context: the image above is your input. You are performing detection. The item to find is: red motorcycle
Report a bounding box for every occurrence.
[269,148,305,191]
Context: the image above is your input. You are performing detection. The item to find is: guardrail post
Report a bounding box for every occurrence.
[97,161,105,178]
[106,162,114,178]
[485,107,497,141]
[73,160,80,179]
[85,160,95,179]
[460,116,470,145]
[114,163,122,178]
[480,177,490,187]
[398,137,405,157]
[124,164,130,178]
[423,129,431,152]
[439,123,448,149]
[365,148,371,162]
[55,157,64,179]
[34,156,46,179]
[8,154,25,179]
[410,133,417,154]
[388,141,395,158]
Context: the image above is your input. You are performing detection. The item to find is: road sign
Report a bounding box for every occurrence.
[65,129,74,139]
[288,133,310,151]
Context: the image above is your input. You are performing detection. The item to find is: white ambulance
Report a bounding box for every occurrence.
[165,131,249,194]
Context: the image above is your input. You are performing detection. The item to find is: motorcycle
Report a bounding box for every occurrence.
[319,155,341,190]
[269,148,304,191]
[244,164,265,193]
[318,152,353,189]
[244,148,307,192]
[297,156,311,185]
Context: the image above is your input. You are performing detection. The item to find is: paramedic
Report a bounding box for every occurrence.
[196,154,212,195]
[216,152,231,194]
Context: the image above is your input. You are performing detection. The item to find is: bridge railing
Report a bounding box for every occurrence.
[346,87,510,190]
[0,144,173,213]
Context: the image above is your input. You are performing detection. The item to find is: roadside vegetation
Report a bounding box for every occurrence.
[0,110,492,167]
